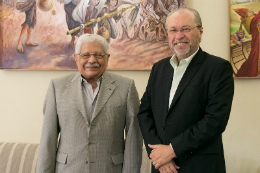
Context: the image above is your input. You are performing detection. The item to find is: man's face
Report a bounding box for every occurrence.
[167,10,203,59]
[238,32,245,38]
[247,10,254,17]
[110,0,117,6]
[74,41,109,81]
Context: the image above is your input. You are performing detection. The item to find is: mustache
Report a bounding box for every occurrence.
[84,63,101,68]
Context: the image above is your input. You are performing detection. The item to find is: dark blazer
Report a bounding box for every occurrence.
[138,48,234,173]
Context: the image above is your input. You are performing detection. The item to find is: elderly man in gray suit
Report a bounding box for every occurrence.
[36,34,143,173]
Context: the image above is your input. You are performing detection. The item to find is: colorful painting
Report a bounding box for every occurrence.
[230,0,260,78]
[0,0,185,70]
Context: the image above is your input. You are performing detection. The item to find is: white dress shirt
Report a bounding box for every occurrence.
[81,76,102,123]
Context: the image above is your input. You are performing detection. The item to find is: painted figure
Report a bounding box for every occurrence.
[62,0,81,49]
[82,0,100,34]
[69,0,100,48]
[230,26,250,46]
[16,0,39,53]
[96,0,126,42]
[235,8,260,77]
[139,0,179,42]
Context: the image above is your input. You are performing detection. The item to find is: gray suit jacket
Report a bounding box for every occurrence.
[36,72,143,173]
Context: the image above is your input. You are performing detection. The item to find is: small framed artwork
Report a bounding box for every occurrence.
[0,0,185,70]
[230,0,260,78]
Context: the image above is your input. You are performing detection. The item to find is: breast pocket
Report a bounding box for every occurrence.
[104,105,126,140]
[184,85,206,103]
[105,105,126,118]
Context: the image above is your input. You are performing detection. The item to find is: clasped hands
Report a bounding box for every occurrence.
[149,144,180,173]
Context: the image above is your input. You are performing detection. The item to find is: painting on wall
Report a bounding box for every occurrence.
[0,0,185,70]
[230,0,260,78]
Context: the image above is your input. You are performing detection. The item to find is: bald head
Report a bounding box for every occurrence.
[165,8,202,30]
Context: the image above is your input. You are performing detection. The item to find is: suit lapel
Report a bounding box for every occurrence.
[168,48,204,112]
[163,63,174,118]
[66,72,89,125]
[91,72,116,122]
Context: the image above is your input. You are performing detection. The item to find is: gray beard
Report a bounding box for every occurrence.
[169,44,192,59]
[173,46,191,56]
[169,37,201,58]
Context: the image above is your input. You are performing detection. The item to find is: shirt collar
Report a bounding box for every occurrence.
[170,48,199,69]
[81,75,103,86]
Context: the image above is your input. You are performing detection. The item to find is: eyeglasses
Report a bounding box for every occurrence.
[168,26,201,35]
[77,52,107,59]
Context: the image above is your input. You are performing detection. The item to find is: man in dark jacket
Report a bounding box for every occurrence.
[138,7,234,173]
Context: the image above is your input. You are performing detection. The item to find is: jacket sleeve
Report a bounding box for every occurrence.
[137,65,163,157]
[36,80,60,173]
[170,60,234,160]
[122,79,143,173]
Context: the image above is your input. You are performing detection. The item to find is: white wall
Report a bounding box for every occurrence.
[1,0,260,172]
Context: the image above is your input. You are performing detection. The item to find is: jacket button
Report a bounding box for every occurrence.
[162,126,165,130]
[85,161,88,164]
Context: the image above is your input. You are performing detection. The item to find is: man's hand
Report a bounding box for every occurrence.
[149,144,176,169]
[104,13,111,18]
[120,8,126,15]
[90,19,96,22]
[159,160,180,173]
[96,17,101,22]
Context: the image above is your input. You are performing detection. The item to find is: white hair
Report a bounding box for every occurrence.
[75,34,109,54]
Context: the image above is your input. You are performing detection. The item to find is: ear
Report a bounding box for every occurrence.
[199,27,203,39]
[199,27,203,35]
[74,54,78,63]
[74,54,79,67]
[107,54,110,61]
[106,54,110,66]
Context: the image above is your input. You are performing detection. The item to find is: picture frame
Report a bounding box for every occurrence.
[229,0,260,78]
[0,0,186,70]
